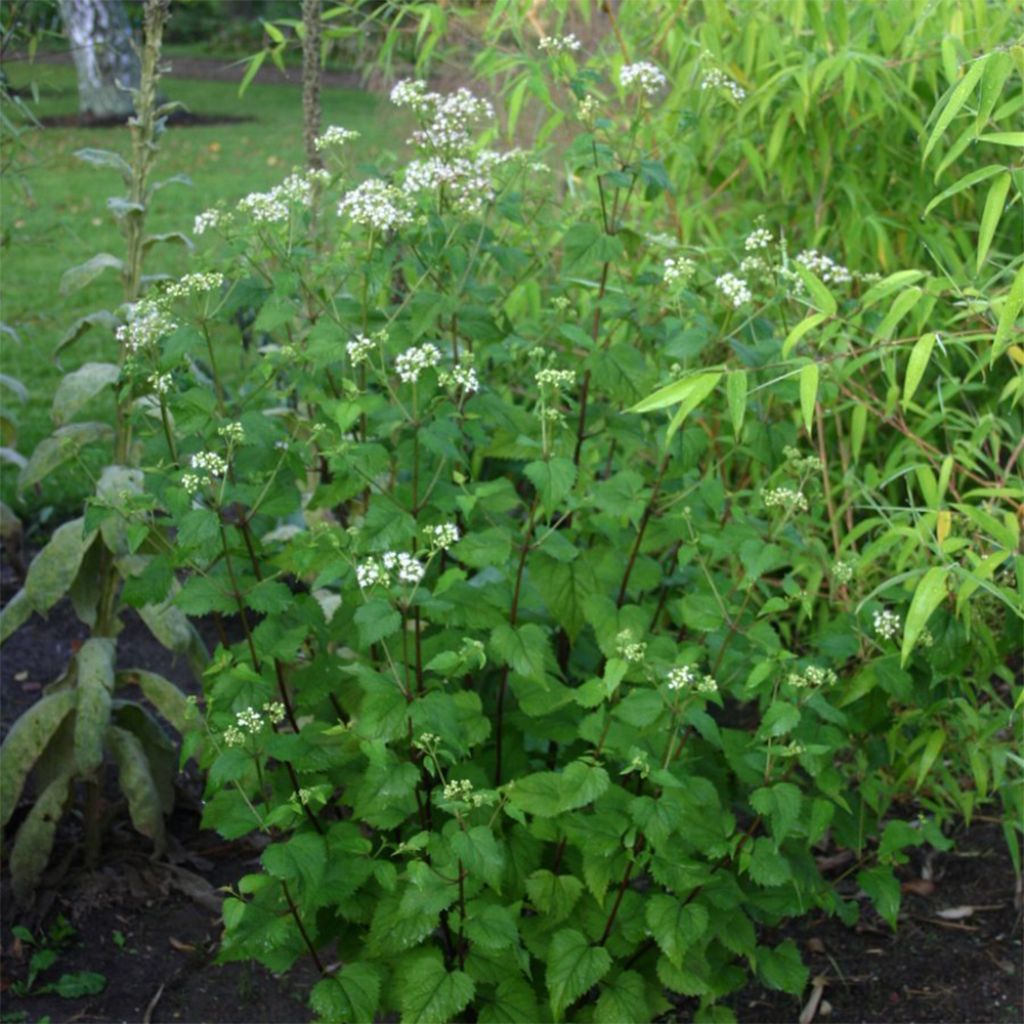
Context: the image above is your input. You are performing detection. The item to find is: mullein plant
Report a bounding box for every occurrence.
[0,0,204,902]
[112,25,1020,1021]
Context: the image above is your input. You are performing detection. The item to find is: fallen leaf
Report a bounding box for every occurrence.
[935,905,975,920]
[169,937,195,952]
[902,878,936,896]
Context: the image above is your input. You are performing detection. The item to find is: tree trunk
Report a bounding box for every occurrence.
[60,0,140,119]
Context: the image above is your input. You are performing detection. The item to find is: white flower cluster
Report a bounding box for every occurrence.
[873,608,901,640]
[762,487,809,513]
[148,371,171,395]
[620,61,667,96]
[193,208,223,235]
[795,249,852,285]
[425,522,460,549]
[218,421,245,444]
[223,702,285,746]
[536,368,575,389]
[407,85,495,155]
[739,256,768,276]
[716,272,752,308]
[403,152,517,215]
[236,172,317,225]
[783,445,823,474]
[701,66,746,102]
[396,342,442,384]
[666,665,718,694]
[832,560,855,584]
[164,271,224,299]
[577,95,599,123]
[347,333,375,364]
[663,256,696,286]
[315,125,360,150]
[786,665,837,688]
[356,551,425,589]
[538,33,582,53]
[439,364,480,393]
[615,629,647,665]
[184,450,227,493]
[116,298,176,353]
[337,178,413,232]
[442,778,486,807]
[744,228,772,251]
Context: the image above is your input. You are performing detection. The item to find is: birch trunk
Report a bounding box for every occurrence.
[60,0,140,119]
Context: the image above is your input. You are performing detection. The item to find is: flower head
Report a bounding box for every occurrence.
[620,61,667,96]
[315,125,360,150]
[395,343,442,384]
[715,272,752,308]
[873,608,901,641]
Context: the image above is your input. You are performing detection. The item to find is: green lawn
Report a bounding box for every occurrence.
[1,59,398,522]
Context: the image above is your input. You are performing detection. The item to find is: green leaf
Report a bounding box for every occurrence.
[108,725,167,853]
[59,253,124,295]
[976,170,1011,272]
[143,231,194,253]
[979,131,1024,146]
[400,952,475,1024]
[0,587,32,643]
[645,894,709,967]
[923,54,989,160]
[532,554,596,642]
[857,864,901,928]
[756,940,808,995]
[464,902,519,951]
[526,870,584,922]
[781,311,828,357]
[922,164,1006,217]
[10,772,72,904]
[23,518,97,614]
[524,457,576,516]
[478,977,541,1024]
[562,222,623,271]
[901,566,949,666]
[74,637,116,775]
[490,622,548,682]
[262,832,327,895]
[860,271,928,310]
[794,265,837,316]
[726,370,747,438]
[595,970,648,1024]
[560,759,610,810]
[874,287,922,341]
[311,964,381,1023]
[799,362,818,435]
[760,701,800,737]
[546,928,611,1020]
[50,972,107,997]
[20,423,114,491]
[994,263,1024,359]
[747,836,792,887]
[0,690,77,828]
[630,370,721,415]
[914,728,947,791]
[450,826,506,892]
[118,668,193,734]
[54,311,118,362]
[750,783,803,845]
[902,333,937,409]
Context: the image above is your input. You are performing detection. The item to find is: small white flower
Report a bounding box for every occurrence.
[744,228,772,251]
[347,334,375,364]
[190,450,228,478]
[148,371,172,395]
[396,552,425,585]
[795,249,852,286]
[223,724,244,746]
[538,33,582,53]
[577,95,599,123]
[194,208,222,235]
[426,523,460,550]
[442,778,475,802]
[715,272,752,308]
[439,364,480,393]
[315,125,360,150]
[262,701,286,724]
[116,298,176,354]
[536,367,575,389]
[832,560,854,584]
[696,674,719,695]
[667,665,696,691]
[356,559,388,589]
[217,421,245,444]
[236,707,263,733]
[786,665,837,689]
[615,629,647,665]
[700,66,746,102]
[762,487,809,513]
[663,256,696,286]
[873,608,901,641]
[337,179,412,232]
[620,61,667,96]
[164,271,225,299]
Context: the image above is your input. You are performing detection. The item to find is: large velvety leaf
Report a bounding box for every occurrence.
[95,465,143,555]
[0,690,77,828]
[54,311,118,363]
[108,725,167,853]
[546,928,611,1019]
[51,362,120,427]
[74,637,116,775]
[19,423,113,491]
[23,518,98,614]
[59,253,124,295]
[0,588,32,644]
[117,668,193,734]
[10,772,72,904]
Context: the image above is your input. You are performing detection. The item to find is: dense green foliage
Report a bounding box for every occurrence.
[1,0,1021,1020]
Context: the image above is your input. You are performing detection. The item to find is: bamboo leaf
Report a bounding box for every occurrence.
[726,370,747,438]
[794,265,837,316]
[915,728,947,791]
[630,370,722,414]
[665,372,723,442]
[10,772,72,904]
[922,164,1005,217]
[976,171,1011,272]
[799,363,819,435]
[923,55,989,161]
[0,690,77,828]
[74,637,116,776]
[874,287,923,341]
[902,333,938,409]
[994,263,1024,362]
[781,312,827,358]
[901,566,949,666]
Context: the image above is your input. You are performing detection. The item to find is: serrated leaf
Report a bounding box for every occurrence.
[400,952,475,1024]
[490,622,548,682]
[524,457,576,516]
[595,970,648,1024]
[0,690,77,828]
[59,253,124,295]
[354,598,401,646]
[799,363,818,435]
[645,894,709,966]
[23,518,97,613]
[750,783,803,845]
[450,826,505,892]
[51,363,120,427]
[857,864,901,928]
[526,870,584,922]
[108,725,167,852]
[311,964,380,1023]
[74,637,115,775]
[262,832,327,895]
[546,928,611,1019]
[976,171,1011,272]
[20,423,114,491]
[747,835,792,887]
[757,940,808,995]
[902,333,937,409]
[901,566,949,666]
[478,977,541,1023]
[10,772,72,904]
